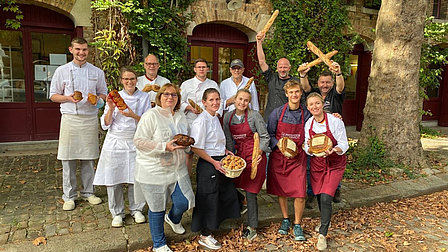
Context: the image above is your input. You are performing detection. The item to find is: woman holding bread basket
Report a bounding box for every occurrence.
[304,92,348,251]
[266,80,310,241]
[133,83,195,252]
[94,67,151,228]
[223,89,270,241]
[190,88,240,250]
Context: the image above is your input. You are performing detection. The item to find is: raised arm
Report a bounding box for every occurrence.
[329,61,345,94]
[256,32,269,72]
[298,63,312,93]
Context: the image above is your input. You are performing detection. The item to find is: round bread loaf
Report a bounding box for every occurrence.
[73,91,83,101]
[277,137,298,158]
[309,133,333,157]
[173,134,195,146]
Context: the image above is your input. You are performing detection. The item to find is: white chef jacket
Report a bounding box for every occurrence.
[136,74,170,102]
[50,61,108,115]
[180,77,223,126]
[190,110,226,157]
[303,113,349,155]
[94,89,151,186]
[220,76,259,112]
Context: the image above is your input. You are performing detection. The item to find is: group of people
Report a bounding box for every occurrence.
[49,33,348,252]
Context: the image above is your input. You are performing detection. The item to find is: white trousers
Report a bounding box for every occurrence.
[62,160,96,202]
[107,184,145,218]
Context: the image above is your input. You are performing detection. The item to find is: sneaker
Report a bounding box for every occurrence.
[305,196,315,209]
[316,234,327,251]
[333,189,341,203]
[133,211,146,224]
[153,245,173,252]
[164,214,185,234]
[293,224,306,241]
[278,218,291,235]
[62,200,75,211]
[83,195,102,205]
[198,235,221,250]
[242,227,257,241]
[111,216,123,227]
[314,222,331,232]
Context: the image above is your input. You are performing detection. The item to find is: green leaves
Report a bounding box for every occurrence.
[1,0,23,29]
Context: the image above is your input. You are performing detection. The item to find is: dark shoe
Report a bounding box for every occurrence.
[293,224,306,241]
[278,218,291,235]
[305,196,315,209]
[333,189,341,203]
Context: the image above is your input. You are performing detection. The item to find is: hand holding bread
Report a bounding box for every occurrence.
[108,90,128,111]
[188,99,203,114]
[277,137,298,158]
[257,10,279,40]
[250,132,261,180]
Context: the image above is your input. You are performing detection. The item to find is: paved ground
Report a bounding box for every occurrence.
[0,125,447,251]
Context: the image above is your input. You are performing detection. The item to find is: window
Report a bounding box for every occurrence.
[364,0,381,10]
[0,30,25,102]
[432,0,441,18]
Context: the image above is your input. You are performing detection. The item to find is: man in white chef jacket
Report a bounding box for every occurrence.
[49,37,108,211]
[136,54,170,103]
[220,59,259,114]
[180,58,222,172]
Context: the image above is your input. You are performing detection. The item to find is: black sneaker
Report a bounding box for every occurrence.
[305,196,315,209]
[333,189,341,203]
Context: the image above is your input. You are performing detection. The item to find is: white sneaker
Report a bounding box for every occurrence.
[316,234,327,251]
[153,245,173,252]
[199,235,221,250]
[164,214,185,234]
[133,211,146,224]
[315,222,331,232]
[111,216,123,227]
[83,195,102,205]
[62,200,75,211]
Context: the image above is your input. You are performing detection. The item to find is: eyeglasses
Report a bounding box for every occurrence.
[121,78,136,81]
[162,92,178,98]
[145,63,159,67]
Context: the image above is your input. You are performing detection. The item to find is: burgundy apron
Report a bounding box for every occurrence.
[229,111,267,194]
[309,113,347,197]
[267,104,307,198]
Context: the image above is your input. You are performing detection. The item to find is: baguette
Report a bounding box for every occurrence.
[257,10,279,39]
[297,50,338,72]
[251,132,260,180]
[306,41,333,68]
[243,77,255,90]
[188,98,203,113]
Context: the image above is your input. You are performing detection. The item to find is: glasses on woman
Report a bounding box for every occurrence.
[162,92,178,98]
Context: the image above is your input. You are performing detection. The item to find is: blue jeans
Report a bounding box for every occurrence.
[148,183,189,249]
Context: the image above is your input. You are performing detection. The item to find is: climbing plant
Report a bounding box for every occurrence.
[0,0,23,29]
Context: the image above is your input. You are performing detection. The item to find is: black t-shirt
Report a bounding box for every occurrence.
[308,86,345,115]
[262,68,301,121]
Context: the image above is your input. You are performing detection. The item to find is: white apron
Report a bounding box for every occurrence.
[94,130,136,186]
[57,114,99,160]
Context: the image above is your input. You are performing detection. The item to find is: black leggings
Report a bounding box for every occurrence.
[316,193,333,236]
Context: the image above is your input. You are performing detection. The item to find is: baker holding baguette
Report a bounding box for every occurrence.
[220,59,259,113]
[266,80,310,241]
[223,89,270,241]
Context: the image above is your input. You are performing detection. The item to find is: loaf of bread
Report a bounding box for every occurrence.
[297,50,338,72]
[142,84,160,93]
[73,91,83,101]
[251,132,260,180]
[257,10,279,39]
[243,77,255,90]
[173,134,195,146]
[277,137,298,158]
[309,133,333,157]
[87,93,97,105]
[108,90,128,110]
[306,41,333,68]
[188,99,203,113]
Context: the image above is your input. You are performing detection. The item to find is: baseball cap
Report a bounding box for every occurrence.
[230,59,244,68]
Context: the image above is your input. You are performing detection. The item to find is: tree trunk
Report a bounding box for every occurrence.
[359,0,429,168]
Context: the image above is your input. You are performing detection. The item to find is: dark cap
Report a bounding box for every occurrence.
[230,59,244,68]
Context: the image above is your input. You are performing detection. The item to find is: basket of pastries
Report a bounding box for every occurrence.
[108,90,128,110]
[308,133,333,157]
[173,134,195,147]
[277,136,298,158]
[221,155,246,178]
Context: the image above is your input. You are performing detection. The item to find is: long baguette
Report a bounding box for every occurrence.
[251,132,260,180]
[188,98,203,113]
[297,50,338,72]
[257,10,279,39]
[243,77,255,90]
[306,41,333,68]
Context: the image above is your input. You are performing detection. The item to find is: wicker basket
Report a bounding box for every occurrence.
[221,156,246,178]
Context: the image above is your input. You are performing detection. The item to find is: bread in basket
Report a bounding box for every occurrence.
[221,155,246,178]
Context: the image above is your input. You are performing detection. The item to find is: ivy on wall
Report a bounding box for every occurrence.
[0,0,23,29]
